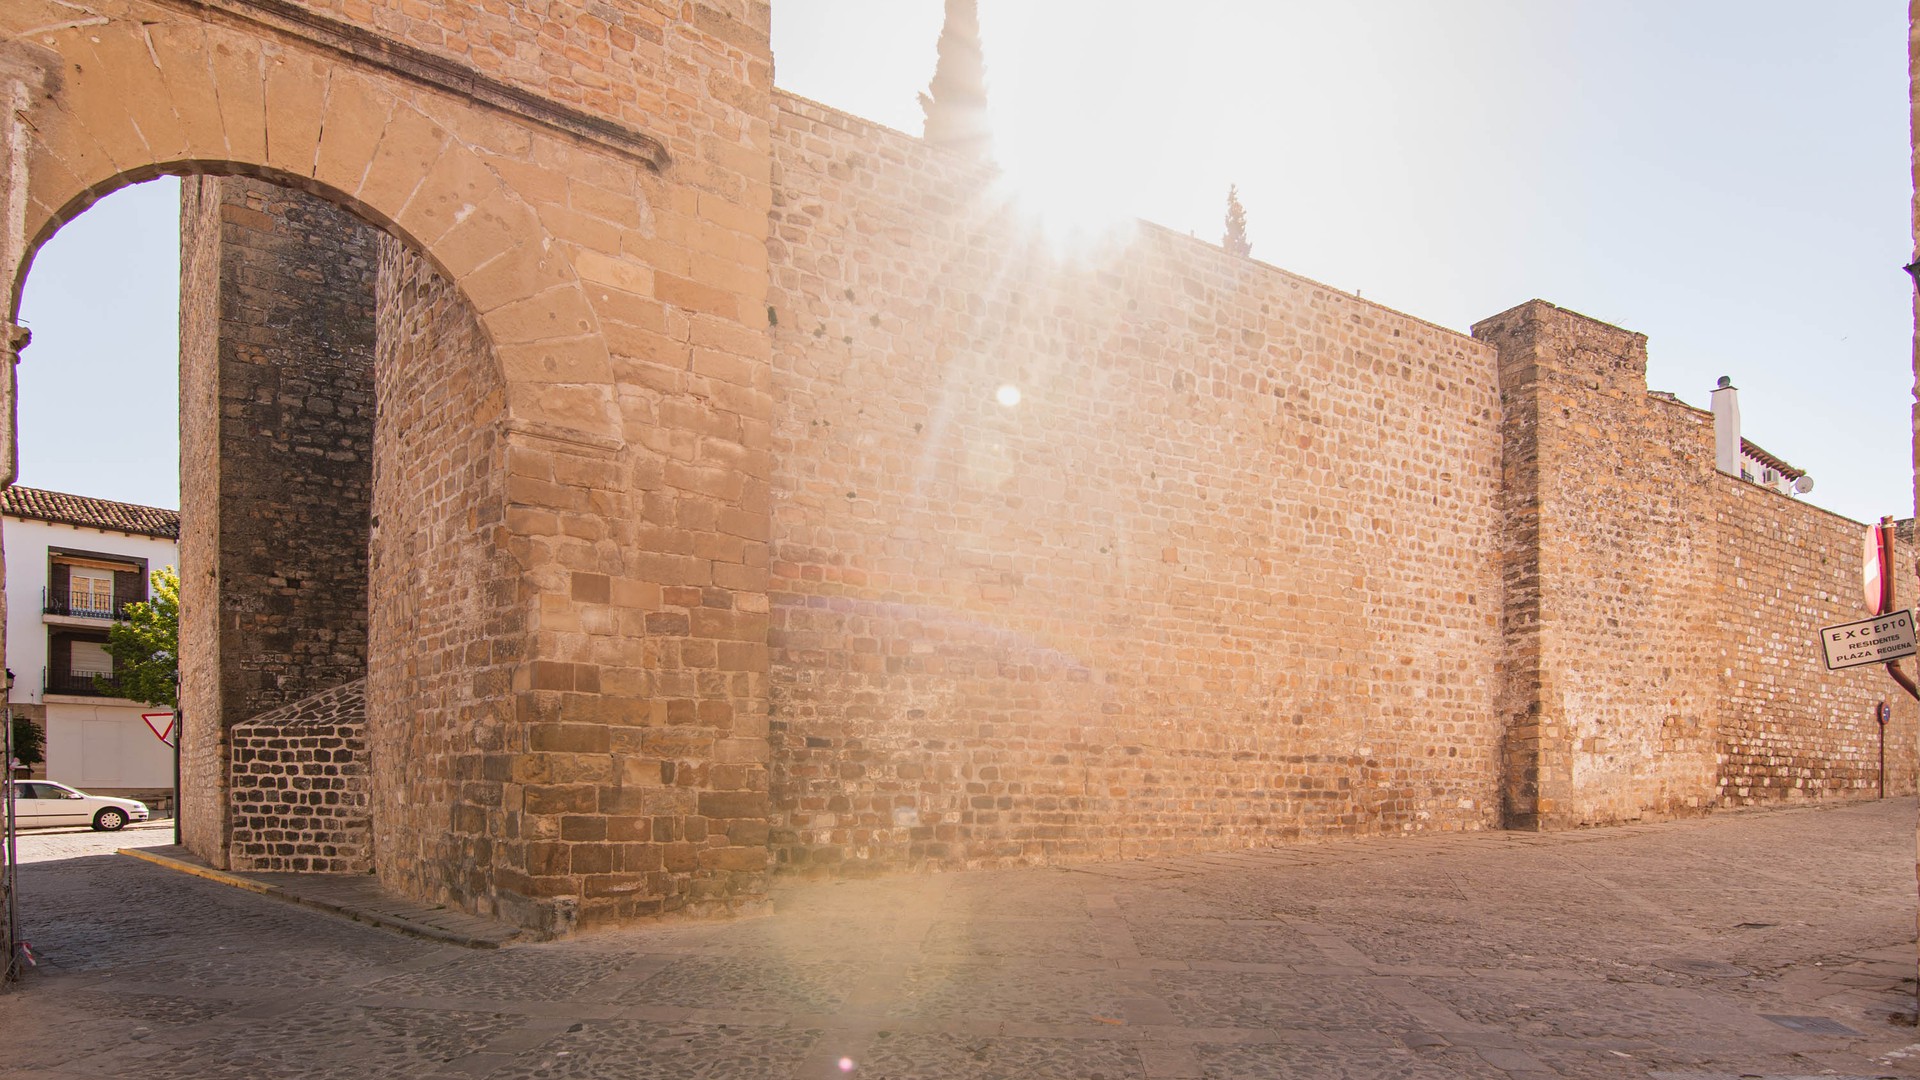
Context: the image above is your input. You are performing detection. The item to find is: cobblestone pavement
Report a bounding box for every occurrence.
[4,801,1920,1079]
[10,819,174,864]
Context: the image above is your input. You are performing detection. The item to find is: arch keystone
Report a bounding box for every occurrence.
[311,68,393,193]
[203,33,268,163]
[262,51,332,178]
[144,22,229,159]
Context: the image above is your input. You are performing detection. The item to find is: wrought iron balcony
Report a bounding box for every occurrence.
[43,585,138,620]
[45,667,122,697]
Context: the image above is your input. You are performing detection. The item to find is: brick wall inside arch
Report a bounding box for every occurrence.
[178,176,378,865]
[367,234,524,923]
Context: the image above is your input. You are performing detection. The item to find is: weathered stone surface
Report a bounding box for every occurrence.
[229,679,371,874]
[2,3,1907,943]
[1479,301,1915,829]
[9,799,1920,1079]
[178,176,378,866]
[367,233,522,921]
[766,94,1495,872]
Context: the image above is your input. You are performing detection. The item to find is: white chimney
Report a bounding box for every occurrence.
[1710,376,1741,477]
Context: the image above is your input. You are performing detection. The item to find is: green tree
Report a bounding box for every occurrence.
[918,0,992,158]
[1224,184,1252,258]
[99,566,179,708]
[10,712,43,768]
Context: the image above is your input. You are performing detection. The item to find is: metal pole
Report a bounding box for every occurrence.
[3,699,15,984]
[1895,517,1920,1017]
[1879,701,1889,799]
[1884,660,1919,702]
[1883,517,1900,615]
[172,706,181,846]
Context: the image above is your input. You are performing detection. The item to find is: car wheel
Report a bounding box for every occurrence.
[93,808,127,832]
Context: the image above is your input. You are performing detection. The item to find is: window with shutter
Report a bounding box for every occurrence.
[70,569,114,616]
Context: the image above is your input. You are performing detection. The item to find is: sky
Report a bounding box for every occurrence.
[12,1,1915,525]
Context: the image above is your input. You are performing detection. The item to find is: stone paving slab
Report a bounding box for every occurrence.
[3,800,1920,1078]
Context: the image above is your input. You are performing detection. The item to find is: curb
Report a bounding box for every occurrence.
[120,848,273,894]
[118,848,516,949]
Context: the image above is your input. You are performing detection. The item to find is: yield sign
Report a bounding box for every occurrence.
[142,712,176,746]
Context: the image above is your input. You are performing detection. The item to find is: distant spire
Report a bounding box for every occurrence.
[1223,185,1252,257]
[918,0,992,159]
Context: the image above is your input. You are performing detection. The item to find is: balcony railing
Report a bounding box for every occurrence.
[45,667,122,697]
[43,585,139,620]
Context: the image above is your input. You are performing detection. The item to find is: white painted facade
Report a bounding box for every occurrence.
[4,514,177,793]
[1709,376,1811,498]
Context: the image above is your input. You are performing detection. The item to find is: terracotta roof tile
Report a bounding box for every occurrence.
[0,486,179,539]
[1740,438,1805,481]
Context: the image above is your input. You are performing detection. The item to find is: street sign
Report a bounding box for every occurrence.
[142,712,175,746]
[1864,520,1894,615]
[1819,610,1918,671]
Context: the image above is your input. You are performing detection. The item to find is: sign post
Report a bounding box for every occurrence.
[1877,700,1890,798]
[142,711,179,843]
[1861,518,1920,702]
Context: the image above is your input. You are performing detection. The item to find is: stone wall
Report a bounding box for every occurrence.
[178,176,378,864]
[229,679,370,873]
[22,0,779,930]
[764,94,1507,872]
[366,236,522,921]
[369,222,775,930]
[1906,0,1918,966]
[177,176,221,858]
[1477,301,1916,827]
[1715,481,1918,805]
[1477,302,1724,827]
[81,4,1912,933]
[288,0,772,169]
[760,101,1912,867]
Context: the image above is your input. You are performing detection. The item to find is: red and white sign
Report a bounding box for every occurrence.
[1864,520,1892,615]
[142,712,175,746]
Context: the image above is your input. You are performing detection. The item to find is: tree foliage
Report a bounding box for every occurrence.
[10,712,43,768]
[918,0,992,157]
[1224,184,1252,258]
[100,566,179,709]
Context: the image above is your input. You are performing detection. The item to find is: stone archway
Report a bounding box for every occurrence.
[2,0,779,933]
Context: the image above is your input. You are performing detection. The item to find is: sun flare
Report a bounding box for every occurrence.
[988,160,1139,258]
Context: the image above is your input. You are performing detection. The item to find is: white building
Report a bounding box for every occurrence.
[1708,376,1813,497]
[3,486,178,801]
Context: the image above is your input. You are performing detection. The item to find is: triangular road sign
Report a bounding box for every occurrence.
[142,712,175,746]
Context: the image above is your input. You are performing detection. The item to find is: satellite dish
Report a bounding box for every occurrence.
[1793,475,1814,494]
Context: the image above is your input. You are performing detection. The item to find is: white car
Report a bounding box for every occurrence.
[6,780,149,831]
